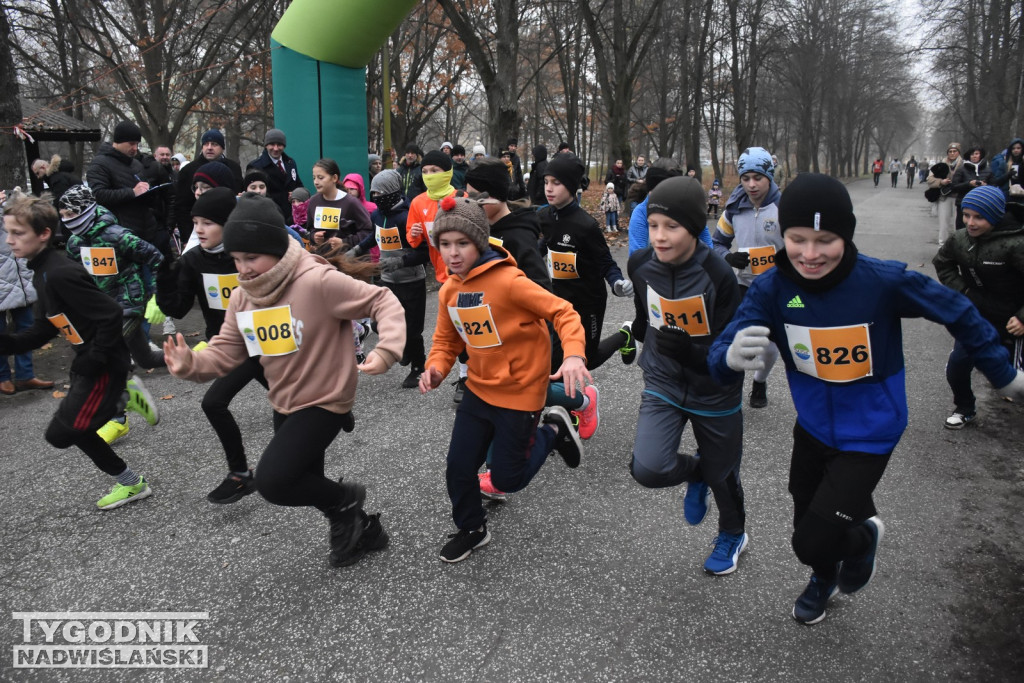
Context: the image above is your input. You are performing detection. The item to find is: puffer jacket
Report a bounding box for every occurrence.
[0,220,37,311]
[65,205,163,316]
[86,142,159,241]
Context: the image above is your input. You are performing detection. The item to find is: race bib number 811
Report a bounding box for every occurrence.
[236,305,298,356]
[646,286,711,337]
[785,323,872,382]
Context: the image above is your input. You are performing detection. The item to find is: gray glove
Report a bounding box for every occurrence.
[379,257,403,274]
[725,326,772,372]
[344,247,360,259]
[612,279,634,297]
[997,369,1024,401]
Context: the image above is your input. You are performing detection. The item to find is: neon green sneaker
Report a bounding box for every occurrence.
[126,375,159,426]
[97,420,130,444]
[96,477,152,510]
[619,321,637,365]
[192,341,208,353]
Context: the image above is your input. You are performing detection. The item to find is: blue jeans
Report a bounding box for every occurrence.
[605,211,618,228]
[0,306,35,381]
[945,339,978,414]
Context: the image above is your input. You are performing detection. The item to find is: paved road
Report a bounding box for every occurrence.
[2,178,1022,682]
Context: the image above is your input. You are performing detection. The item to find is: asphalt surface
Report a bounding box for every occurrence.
[2,178,1022,682]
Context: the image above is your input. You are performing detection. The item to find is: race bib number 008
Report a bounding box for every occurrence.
[546,250,579,279]
[313,206,341,231]
[202,273,239,311]
[785,323,872,382]
[236,305,298,356]
[646,286,711,337]
[80,247,118,276]
[448,304,502,348]
[740,245,776,275]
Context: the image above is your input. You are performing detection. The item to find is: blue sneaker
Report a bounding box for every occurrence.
[703,531,748,575]
[838,516,885,594]
[793,573,839,625]
[683,480,711,525]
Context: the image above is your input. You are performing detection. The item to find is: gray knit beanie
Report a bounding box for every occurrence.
[432,195,490,254]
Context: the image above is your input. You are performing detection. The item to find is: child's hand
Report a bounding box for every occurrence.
[313,231,325,244]
[550,355,592,398]
[162,333,194,376]
[419,366,444,393]
[327,236,343,250]
[357,351,388,375]
[409,223,424,239]
[1007,316,1024,336]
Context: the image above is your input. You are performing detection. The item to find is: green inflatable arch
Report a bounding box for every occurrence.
[270,0,416,186]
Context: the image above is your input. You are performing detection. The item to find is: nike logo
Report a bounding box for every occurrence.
[787,295,804,308]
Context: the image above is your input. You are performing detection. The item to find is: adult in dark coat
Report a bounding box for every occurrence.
[245,128,304,223]
[137,151,175,253]
[85,121,161,246]
[526,144,549,206]
[174,129,242,241]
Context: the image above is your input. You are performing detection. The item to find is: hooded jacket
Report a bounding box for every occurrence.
[86,142,159,241]
[65,205,164,315]
[44,157,80,205]
[933,209,1024,339]
[0,221,36,311]
[489,207,551,291]
[527,145,548,206]
[427,246,585,412]
[988,137,1024,197]
[156,245,237,340]
[539,201,624,309]
[711,181,783,287]
[173,243,406,415]
[246,149,304,222]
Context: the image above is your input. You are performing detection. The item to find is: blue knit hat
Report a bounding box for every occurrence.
[736,147,774,178]
[201,128,225,148]
[961,185,1005,226]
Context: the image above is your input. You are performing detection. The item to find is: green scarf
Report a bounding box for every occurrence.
[423,170,455,200]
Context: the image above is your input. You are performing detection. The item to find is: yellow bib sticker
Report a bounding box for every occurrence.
[646,286,711,337]
[376,225,402,251]
[80,247,118,276]
[47,312,84,345]
[740,245,777,275]
[236,305,298,356]
[313,206,342,231]
[546,250,579,279]
[202,273,239,311]
[447,304,502,348]
[488,236,504,247]
[785,323,873,382]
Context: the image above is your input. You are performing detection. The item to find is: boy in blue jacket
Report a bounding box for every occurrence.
[708,174,1024,625]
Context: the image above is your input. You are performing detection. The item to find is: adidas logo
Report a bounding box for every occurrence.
[787,295,804,308]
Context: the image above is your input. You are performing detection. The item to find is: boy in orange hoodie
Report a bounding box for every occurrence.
[419,195,591,563]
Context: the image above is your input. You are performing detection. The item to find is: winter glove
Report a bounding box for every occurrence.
[379,257,404,274]
[655,325,706,369]
[612,279,634,297]
[724,251,750,270]
[345,246,362,258]
[144,296,166,325]
[725,325,772,372]
[996,369,1024,401]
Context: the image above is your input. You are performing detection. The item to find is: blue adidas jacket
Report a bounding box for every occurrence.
[708,253,1015,453]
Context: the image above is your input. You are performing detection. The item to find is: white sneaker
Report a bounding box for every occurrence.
[944,411,975,430]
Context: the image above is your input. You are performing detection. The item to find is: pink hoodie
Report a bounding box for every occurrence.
[343,173,379,259]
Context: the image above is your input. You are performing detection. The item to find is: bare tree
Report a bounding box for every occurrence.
[0,7,24,190]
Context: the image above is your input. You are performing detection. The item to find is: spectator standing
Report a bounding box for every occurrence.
[246,128,304,224]
[175,129,243,242]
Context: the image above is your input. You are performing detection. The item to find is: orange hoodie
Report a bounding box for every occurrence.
[406,189,456,282]
[427,247,586,411]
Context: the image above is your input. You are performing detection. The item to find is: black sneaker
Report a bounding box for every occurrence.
[749,381,768,408]
[402,367,423,389]
[331,511,390,567]
[619,321,637,365]
[323,482,367,559]
[440,524,490,563]
[207,471,256,504]
[452,377,467,403]
[792,573,839,625]
[837,516,885,594]
[543,406,583,468]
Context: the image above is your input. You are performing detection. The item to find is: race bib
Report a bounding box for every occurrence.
[488,236,504,247]
[376,225,402,251]
[546,250,579,279]
[202,273,239,311]
[785,323,872,382]
[740,245,777,275]
[313,206,342,231]
[80,247,118,276]
[47,312,83,345]
[447,304,502,348]
[646,286,710,336]
[235,305,298,356]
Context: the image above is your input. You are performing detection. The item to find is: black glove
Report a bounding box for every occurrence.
[340,411,355,433]
[70,352,105,377]
[655,325,706,369]
[724,251,750,269]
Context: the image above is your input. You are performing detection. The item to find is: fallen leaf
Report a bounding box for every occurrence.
[160,394,174,400]
[41,343,53,350]
[185,332,201,337]
[52,391,67,398]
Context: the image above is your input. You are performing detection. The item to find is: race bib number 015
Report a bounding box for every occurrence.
[546,250,579,279]
[313,206,341,231]
[448,304,502,348]
[47,312,84,345]
[785,323,872,382]
[236,305,299,356]
[202,273,239,311]
[646,286,711,337]
[80,247,118,276]
[739,245,776,275]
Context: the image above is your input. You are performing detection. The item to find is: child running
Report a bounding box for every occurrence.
[0,195,158,510]
[163,194,407,567]
[419,195,590,563]
[708,174,1024,625]
[155,187,266,503]
[625,177,748,576]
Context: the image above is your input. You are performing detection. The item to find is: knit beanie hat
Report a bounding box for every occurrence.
[441,141,453,151]
[201,129,225,148]
[290,187,311,203]
[113,121,142,143]
[368,153,382,165]
[961,185,1005,226]
[222,193,290,257]
[264,128,286,146]
[58,184,96,218]
[544,153,584,195]
[422,150,453,172]
[452,144,467,157]
[432,195,490,254]
[244,169,269,189]
[404,142,422,155]
[646,177,708,237]
[644,158,682,192]
[778,173,856,242]
[736,147,774,178]
[193,161,235,192]
[472,143,487,157]
[191,187,237,226]
[465,159,511,201]
[606,182,615,191]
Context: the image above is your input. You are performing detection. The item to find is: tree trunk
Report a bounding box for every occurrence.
[0,9,25,190]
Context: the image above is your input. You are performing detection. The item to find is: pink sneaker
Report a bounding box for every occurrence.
[478,470,507,501]
[572,385,600,440]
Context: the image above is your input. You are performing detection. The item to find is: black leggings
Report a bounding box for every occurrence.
[551,304,621,371]
[201,358,268,472]
[255,407,351,512]
[384,279,426,367]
